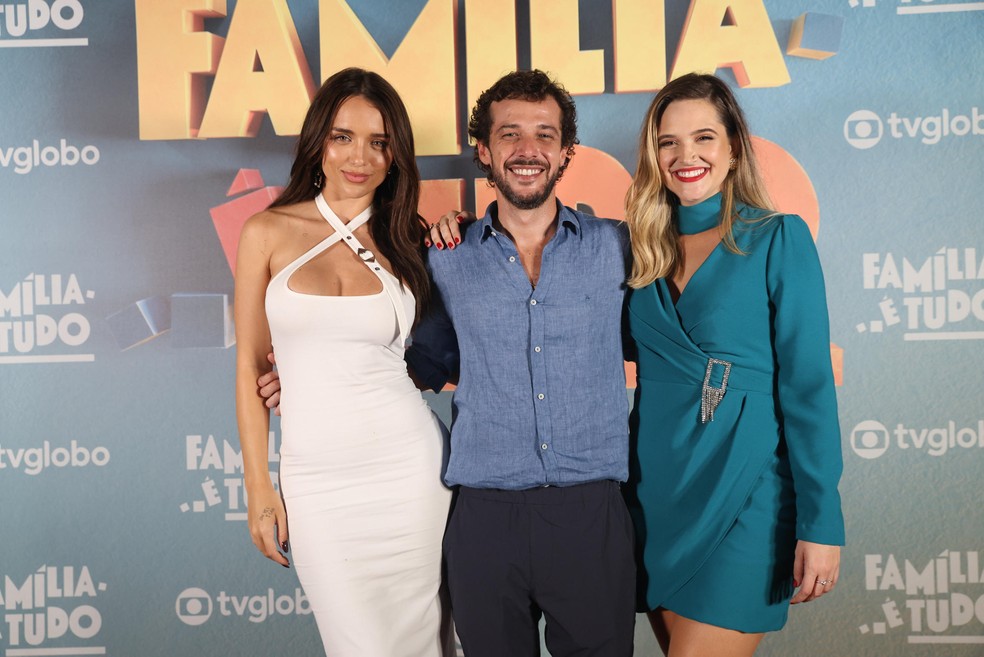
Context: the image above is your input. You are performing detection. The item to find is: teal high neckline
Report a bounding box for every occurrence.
[676,193,722,235]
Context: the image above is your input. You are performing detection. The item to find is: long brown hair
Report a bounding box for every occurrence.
[271,67,429,321]
[625,73,773,288]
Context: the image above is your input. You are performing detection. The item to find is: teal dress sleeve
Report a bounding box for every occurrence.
[765,216,846,545]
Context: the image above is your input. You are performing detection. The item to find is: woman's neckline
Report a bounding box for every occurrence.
[676,193,722,235]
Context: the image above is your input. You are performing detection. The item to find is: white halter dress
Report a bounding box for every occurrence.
[265,195,452,656]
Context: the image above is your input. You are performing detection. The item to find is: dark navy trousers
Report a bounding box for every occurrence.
[444,480,636,657]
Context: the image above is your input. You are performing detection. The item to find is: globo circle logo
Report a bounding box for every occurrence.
[176,587,213,626]
[850,420,890,459]
[844,110,884,149]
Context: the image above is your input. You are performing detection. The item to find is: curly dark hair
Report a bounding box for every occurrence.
[467,69,579,184]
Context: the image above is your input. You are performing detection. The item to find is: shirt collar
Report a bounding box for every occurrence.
[479,200,582,242]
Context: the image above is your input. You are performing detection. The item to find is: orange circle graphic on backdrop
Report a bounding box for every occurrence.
[750,136,820,239]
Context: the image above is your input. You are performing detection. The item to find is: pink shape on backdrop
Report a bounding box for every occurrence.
[830,343,843,387]
[210,184,282,276]
[226,168,265,196]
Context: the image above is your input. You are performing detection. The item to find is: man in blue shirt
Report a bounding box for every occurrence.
[258,70,636,655]
[408,70,635,657]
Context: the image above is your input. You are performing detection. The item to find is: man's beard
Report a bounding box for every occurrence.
[490,159,562,210]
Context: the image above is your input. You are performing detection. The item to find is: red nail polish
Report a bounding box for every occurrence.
[455,237,461,244]
[793,580,799,587]
[448,242,455,249]
[436,243,443,250]
[455,215,463,223]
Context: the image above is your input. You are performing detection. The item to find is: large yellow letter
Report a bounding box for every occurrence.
[135,0,225,140]
[613,0,666,92]
[671,0,789,88]
[529,0,604,94]
[464,0,517,122]
[319,0,458,156]
[198,0,315,138]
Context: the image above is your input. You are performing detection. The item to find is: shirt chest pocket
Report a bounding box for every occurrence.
[538,285,622,345]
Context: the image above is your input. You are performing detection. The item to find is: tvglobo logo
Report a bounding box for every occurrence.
[0,139,100,174]
[175,586,311,626]
[0,440,110,475]
[844,107,984,149]
[850,419,984,458]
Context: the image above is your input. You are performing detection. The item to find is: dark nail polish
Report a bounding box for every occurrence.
[455,237,461,244]
[281,541,289,552]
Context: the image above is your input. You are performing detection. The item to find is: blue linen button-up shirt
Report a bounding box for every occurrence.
[406,201,632,489]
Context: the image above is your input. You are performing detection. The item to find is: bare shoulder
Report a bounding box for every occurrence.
[241,201,320,249]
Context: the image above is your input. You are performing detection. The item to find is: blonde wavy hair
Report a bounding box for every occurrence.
[625,73,774,289]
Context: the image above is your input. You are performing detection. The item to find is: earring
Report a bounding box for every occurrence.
[312,169,323,189]
[728,157,737,171]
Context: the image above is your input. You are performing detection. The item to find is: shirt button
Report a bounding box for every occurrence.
[540,443,548,450]
[534,346,541,353]
[508,256,516,262]
[537,393,545,400]
[530,299,537,306]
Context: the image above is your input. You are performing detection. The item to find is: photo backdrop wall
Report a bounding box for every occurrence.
[2,1,982,655]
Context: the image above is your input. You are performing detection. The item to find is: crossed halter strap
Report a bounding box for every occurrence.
[313,193,411,349]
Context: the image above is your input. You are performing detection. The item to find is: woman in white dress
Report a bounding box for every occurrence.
[234,68,453,656]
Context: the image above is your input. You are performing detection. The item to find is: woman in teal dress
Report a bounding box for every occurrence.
[623,73,845,656]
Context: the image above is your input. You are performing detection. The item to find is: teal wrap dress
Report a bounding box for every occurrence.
[625,194,845,632]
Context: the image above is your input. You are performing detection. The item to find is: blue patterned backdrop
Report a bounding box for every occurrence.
[1,1,982,655]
